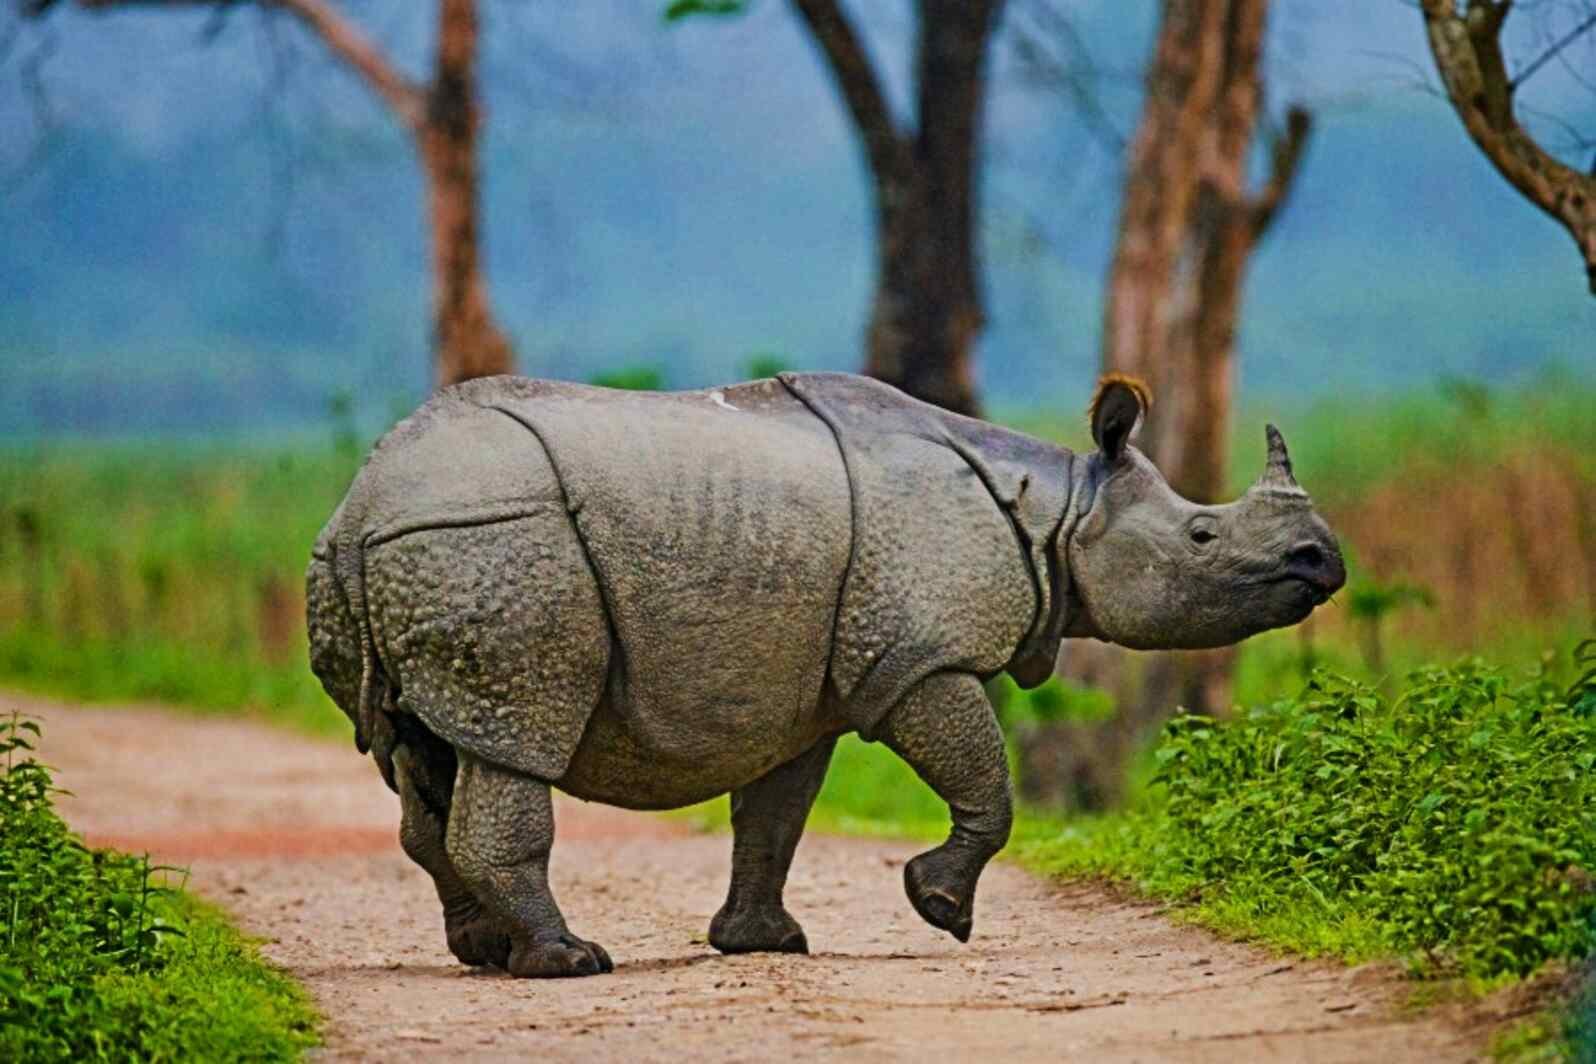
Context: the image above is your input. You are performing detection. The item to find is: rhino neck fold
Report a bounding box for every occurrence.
[937,434,1049,666]
[1000,453,1081,689]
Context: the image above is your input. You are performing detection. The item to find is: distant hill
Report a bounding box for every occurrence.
[1,0,1591,436]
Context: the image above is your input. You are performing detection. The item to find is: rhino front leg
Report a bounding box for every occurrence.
[391,742,511,969]
[877,672,1013,943]
[709,736,837,955]
[445,751,613,978]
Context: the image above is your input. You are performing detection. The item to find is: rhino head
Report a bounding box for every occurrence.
[1062,376,1345,650]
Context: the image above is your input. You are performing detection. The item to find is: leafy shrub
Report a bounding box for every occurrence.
[1146,648,1596,978]
[0,713,316,1060]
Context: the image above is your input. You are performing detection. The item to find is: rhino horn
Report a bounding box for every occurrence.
[1252,424,1307,497]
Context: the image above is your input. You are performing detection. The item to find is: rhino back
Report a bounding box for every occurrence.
[486,378,852,775]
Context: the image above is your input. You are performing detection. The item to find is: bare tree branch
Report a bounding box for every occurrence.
[30,0,515,381]
[1420,0,1596,292]
[1511,6,1596,88]
[3,22,61,186]
[788,0,911,186]
[1007,0,1125,153]
[1250,105,1312,235]
[63,0,427,128]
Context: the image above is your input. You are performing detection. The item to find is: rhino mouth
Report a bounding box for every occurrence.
[1275,573,1333,607]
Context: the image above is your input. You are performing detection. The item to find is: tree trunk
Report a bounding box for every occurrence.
[1032,0,1310,810]
[792,0,1002,417]
[421,0,515,388]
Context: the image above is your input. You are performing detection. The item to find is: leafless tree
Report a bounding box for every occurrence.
[25,0,516,386]
[790,0,1005,416]
[1419,0,1596,294]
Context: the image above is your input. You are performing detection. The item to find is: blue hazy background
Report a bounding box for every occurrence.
[1,0,1592,435]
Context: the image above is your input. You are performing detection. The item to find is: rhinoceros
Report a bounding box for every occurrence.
[306,371,1344,978]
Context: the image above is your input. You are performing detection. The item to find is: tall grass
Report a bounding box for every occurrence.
[0,442,357,733]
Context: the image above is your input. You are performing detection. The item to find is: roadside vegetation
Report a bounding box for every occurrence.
[0,712,318,1060]
[0,378,1592,1051]
[1018,650,1596,978]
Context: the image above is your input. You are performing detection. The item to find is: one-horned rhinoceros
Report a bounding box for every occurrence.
[306,371,1344,978]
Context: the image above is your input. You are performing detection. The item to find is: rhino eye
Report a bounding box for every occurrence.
[1190,527,1217,546]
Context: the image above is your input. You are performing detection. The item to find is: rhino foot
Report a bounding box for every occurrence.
[506,931,614,978]
[904,851,975,943]
[708,904,809,955]
[445,914,512,969]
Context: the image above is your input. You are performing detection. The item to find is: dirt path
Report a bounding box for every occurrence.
[19,692,1498,1061]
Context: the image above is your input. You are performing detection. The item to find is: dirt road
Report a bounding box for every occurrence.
[20,692,1497,1061]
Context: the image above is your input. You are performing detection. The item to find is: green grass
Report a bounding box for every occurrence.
[0,713,319,1061]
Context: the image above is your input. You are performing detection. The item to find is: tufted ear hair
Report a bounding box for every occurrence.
[1088,373,1150,465]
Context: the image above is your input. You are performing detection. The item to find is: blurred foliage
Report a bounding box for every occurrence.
[662,0,748,21]
[588,365,666,391]
[0,713,318,1060]
[1345,571,1436,675]
[989,673,1115,727]
[744,352,791,380]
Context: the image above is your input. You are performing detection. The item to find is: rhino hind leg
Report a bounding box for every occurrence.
[709,736,838,955]
[389,724,512,969]
[877,673,1013,943]
[445,750,612,978]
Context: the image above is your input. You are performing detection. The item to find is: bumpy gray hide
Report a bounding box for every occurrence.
[311,374,1071,805]
[307,370,1344,977]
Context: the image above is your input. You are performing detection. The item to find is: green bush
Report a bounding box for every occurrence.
[1105,648,1596,979]
[0,713,317,1060]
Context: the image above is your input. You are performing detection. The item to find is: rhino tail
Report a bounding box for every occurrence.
[332,526,389,756]
[307,511,391,760]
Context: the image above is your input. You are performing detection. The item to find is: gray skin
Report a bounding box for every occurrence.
[306,371,1344,978]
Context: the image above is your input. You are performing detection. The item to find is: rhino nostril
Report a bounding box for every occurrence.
[1287,543,1327,572]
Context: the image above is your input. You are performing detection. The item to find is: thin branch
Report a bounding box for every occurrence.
[256,3,297,257]
[1518,100,1596,155]
[1510,6,1596,87]
[66,0,427,129]
[788,0,910,186]
[1420,0,1596,292]
[259,0,425,129]
[1007,0,1125,153]
[1249,105,1312,236]
[4,23,61,186]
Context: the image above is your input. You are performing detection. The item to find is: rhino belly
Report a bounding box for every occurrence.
[557,694,838,809]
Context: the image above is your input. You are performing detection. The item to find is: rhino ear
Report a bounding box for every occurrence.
[1088,373,1150,465]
